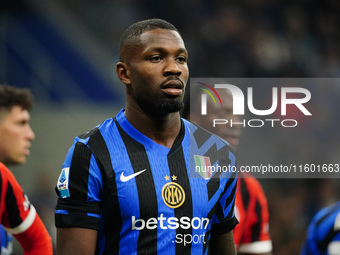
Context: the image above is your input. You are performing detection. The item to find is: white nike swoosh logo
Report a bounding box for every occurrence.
[120,169,146,182]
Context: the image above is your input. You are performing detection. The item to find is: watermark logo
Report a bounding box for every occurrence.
[195,81,312,128]
[197,82,222,115]
[199,84,312,116]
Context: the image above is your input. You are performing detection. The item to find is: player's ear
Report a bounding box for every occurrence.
[116,62,131,85]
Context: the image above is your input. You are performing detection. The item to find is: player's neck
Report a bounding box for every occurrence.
[124,106,181,149]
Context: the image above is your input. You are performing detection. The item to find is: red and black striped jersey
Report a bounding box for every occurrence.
[0,162,53,254]
[233,172,272,253]
[0,162,35,234]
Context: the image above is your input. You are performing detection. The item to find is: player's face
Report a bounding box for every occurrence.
[126,29,189,115]
[190,90,242,151]
[0,106,35,165]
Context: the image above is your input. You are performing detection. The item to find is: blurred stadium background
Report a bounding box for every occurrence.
[1,0,340,254]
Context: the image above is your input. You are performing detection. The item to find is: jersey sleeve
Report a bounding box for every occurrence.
[55,139,103,230]
[13,214,53,255]
[210,149,238,235]
[236,175,272,254]
[0,163,35,234]
[0,163,52,254]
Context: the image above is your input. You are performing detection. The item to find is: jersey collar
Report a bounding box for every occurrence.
[115,109,186,155]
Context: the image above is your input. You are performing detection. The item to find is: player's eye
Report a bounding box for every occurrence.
[176,56,187,64]
[16,120,28,126]
[148,56,163,63]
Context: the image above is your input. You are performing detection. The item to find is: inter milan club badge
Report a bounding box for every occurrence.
[162,175,185,209]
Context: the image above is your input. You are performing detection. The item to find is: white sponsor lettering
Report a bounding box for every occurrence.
[131,214,209,230]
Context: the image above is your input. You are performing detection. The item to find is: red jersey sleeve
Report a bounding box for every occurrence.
[0,163,52,254]
[233,172,272,253]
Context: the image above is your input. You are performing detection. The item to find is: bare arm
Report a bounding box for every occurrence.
[210,230,236,255]
[57,228,98,255]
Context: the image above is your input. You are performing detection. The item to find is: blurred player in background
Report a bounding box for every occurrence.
[0,84,53,254]
[55,18,238,255]
[183,86,272,254]
[302,201,340,255]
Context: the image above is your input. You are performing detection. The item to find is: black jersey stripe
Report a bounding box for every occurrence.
[204,171,237,253]
[205,143,231,168]
[315,205,339,229]
[252,200,262,242]
[69,142,92,200]
[5,182,22,227]
[305,246,313,255]
[192,124,213,149]
[205,144,231,201]
[318,219,339,253]
[240,178,250,211]
[87,129,122,255]
[203,233,210,255]
[168,139,193,254]
[116,121,158,255]
[224,176,237,212]
[55,141,101,231]
[213,172,237,223]
[308,203,340,253]
[206,172,237,223]
[313,204,339,253]
[169,120,185,154]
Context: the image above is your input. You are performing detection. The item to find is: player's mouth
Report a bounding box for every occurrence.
[161,79,184,96]
[25,145,31,155]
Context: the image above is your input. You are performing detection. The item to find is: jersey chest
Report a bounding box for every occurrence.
[110,147,216,220]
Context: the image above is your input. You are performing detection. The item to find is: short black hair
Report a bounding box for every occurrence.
[0,84,33,112]
[119,19,180,62]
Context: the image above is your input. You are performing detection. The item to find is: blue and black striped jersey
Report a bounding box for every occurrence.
[302,201,340,255]
[55,109,238,255]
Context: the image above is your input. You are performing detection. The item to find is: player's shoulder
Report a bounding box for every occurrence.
[75,118,116,144]
[0,162,16,182]
[312,201,340,226]
[239,172,263,189]
[0,162,7,173]
[0,163,24,200]
[0,162,8,171]
[183,118,234,149]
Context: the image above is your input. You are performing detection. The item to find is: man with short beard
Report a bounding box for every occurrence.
[55,19,238,255]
